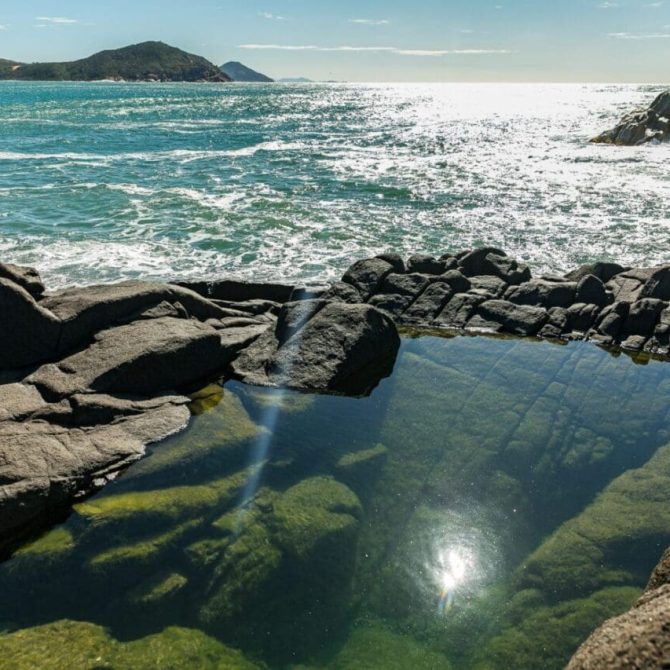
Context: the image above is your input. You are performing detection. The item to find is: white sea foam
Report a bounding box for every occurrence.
[2,83,670,288]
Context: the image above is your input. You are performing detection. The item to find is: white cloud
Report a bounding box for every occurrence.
[397,48,512,56]
[349,19,390,25]
[0,24,8,31]
[597,1,619,8]
[239,44,512,56]
[35,16,79,24]
[259,12,286,20]
[609,31,670,38]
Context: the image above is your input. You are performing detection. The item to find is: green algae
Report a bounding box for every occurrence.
[324,620,453,670]
[518,442,670,599]
[128,571,188,606]
[271,476,362,559]
[473,587,640,670]
[124,390,266,483]
[14,527,74,557]
[88,519,202,573]
[75,468,255,530]
[0,620,264,669]
[188,383,224,415]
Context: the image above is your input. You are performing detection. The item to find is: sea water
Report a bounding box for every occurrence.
[0,82,669,288]
[2,335,670,669]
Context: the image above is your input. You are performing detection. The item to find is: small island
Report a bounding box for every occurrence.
[220,61,274,83]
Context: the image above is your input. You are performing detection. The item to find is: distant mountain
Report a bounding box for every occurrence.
[220,61,273,83]
[0,42,230,82]
[277,77,312,83]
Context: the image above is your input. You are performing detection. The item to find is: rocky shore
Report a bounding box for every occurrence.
[592,90,670,145]
[3,248,670,666]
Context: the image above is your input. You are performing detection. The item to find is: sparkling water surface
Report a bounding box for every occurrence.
[1,82,669,288]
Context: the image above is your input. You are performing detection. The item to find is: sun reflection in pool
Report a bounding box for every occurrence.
[434,547,475,616]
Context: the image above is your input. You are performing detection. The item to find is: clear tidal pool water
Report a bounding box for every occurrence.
[2,333,670,669]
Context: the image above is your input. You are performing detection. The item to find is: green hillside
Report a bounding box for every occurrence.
[0,42,230,82]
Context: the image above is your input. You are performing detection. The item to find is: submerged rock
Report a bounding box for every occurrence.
[0,620,263,669]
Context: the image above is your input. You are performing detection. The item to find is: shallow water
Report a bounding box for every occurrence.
[2,334,670,669]
[1,82,670,288]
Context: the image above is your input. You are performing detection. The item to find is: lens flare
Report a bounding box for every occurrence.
[434,547,473,617]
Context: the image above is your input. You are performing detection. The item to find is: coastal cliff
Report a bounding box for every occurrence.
[0,41,231,82]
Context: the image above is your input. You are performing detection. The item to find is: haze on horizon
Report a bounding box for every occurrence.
[0,0,668,83]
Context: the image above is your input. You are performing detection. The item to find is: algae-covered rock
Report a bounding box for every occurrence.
[326,620,453,669]
[128,571,188,606]
[122,390,266,484]
[13,527,74,558]
[475,587,639,670]
[517,443,670,598]
[188,384,224,415]
[271,476,362,559]
[75,468,253,532]
[87,519,202,576]
[0,619,263,669]
[335,444,388,494]
[199,477,362,661]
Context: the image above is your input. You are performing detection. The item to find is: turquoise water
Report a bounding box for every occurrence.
[1,82,670,288]
[2,334,670,669]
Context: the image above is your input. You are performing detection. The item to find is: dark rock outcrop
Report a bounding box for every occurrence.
[334,250,670,356]
[592,90,670,146]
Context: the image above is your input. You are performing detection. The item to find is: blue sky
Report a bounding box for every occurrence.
[0,1,669,82]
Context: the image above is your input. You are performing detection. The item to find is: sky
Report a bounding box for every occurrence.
[0,1,669,82]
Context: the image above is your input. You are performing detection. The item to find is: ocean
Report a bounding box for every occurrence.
[0,81,669,288]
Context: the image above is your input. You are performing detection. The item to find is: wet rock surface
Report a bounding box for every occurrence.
[592,90,670,145]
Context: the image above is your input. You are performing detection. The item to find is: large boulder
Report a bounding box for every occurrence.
[476,299,549,336]
[505,279,577,309]
[458,248,531,285]
[41,280,231,355]
[567,573,670,668]
[28,317,249,398]
[0,400,190,550]
[342,258,394,300]
[233,301,400,395]
[565,262,628,284]
[0,278,62,369]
